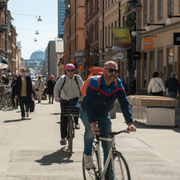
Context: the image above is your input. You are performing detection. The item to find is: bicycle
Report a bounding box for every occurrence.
[82,129,131,180]
[61,99,80,156]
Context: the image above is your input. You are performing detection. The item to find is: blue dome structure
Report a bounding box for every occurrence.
[30,49,45,61]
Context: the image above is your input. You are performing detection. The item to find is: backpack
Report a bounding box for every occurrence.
[80,75,118,96]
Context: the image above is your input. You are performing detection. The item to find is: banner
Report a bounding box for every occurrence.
[112,28,132,50]
[143,38,153,50]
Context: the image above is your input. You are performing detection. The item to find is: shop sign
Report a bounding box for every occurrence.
[133,52,141,60]
[116,52,124,60]
[143,38,153,50]
[174,33,180,45]
[74,51,84,57]
[77,60,84,72]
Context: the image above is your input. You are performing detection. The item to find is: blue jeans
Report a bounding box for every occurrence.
[80,109,112,179]
[19,96,29,118]
[168,92,177,98]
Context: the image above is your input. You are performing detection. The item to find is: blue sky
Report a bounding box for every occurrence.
[8,0,58,59]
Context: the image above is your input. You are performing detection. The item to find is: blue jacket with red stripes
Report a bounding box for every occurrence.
[81,75,133,124]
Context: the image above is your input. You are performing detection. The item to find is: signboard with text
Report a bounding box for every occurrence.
[74,51,84,57]
[174,33,180,45]
[143,38,153,50]
[133,52,141,60]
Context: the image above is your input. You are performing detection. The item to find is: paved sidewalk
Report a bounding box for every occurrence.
[0,100,180,180]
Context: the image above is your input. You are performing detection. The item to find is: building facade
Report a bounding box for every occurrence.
[98,0,131,85]
[84,0,99,78]
[58,0,65,38]
[69,0,85,79]
[133,0,180,94]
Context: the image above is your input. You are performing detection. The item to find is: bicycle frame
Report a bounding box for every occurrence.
[95,136,117,179]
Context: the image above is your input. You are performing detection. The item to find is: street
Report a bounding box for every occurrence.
[0,100,180,180]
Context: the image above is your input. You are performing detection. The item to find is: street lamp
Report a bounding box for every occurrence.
[37,16,42,21]
[35,30,39,35]
[131,28,146,36]
[99,49,102,54]
[166,14,180,25]
[105,46,109,52]
[145,23,165,32]
[90,51,93,56]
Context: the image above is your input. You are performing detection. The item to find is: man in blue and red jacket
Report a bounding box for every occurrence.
[80,61,136,178]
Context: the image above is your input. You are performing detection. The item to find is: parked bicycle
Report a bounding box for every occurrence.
[0,84,12,110]
[61,99,80,156]
[82,129,131,180]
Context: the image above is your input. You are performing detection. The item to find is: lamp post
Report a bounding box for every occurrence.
[166,14,180,25]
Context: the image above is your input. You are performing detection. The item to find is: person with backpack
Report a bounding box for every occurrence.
[80,61,136,178]
[54,63,83,145]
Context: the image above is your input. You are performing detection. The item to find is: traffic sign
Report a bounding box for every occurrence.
[116,52,124,60]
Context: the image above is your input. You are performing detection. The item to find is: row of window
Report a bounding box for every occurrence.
[143,0,177,25]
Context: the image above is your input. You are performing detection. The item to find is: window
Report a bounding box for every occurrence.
[167,0,173,16]
[158,0,163,20]
[149,0,154,23]
[167,48,174,78]
[143,0,147,26]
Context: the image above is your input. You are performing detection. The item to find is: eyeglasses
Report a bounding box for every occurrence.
[106,68,118,73]
[67,70,74,73]
[21,70,25,72]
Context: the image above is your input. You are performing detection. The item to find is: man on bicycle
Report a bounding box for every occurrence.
[54,63,84,145]
[80,61,136,178]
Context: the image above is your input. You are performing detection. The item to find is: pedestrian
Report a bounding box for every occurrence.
[80,61,136,178]
[147,72,166,96]
[122,80,128,95]
[8,77,12,85]
[165,72,180,98]
[11,75,18,109]
[54,63,83,145]
[3,75,9,84]
[130,77,136,95]
[34,75,45,103]
[15,68,33,120]
[47,75,56,104]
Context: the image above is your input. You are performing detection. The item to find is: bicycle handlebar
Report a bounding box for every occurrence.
[96,129,129,137]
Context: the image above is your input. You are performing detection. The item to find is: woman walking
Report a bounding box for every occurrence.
[35,75,45,103]
[148,72,166,96]
[47,75,56,104]
[11,75,18,109]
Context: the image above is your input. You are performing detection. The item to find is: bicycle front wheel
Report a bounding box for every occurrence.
[68,119,73,156]
[109,151,131,180]
[82,146,100,180]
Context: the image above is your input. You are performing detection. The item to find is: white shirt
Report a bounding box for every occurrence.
[148,77,166,93]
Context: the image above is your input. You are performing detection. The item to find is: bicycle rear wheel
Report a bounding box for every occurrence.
[109,151,131,180]
[82,146,100,180]
[68,119,73,156]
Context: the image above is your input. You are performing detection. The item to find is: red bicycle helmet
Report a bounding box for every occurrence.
[65,63,75,70]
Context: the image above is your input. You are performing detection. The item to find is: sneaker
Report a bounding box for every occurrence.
[60,138,67,145]
[26,112,29,118]
[21,117,26,120]
[75,123,80,129]
[84,154,94,169]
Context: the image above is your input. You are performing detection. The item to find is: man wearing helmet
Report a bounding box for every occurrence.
[54,63,84,145]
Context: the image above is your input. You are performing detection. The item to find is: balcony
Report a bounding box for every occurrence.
[0,1,7,9]
[0,24,7,32]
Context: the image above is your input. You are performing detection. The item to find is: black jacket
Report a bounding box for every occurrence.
[15,75,33,103]
[165,78,180,93]
[11,79,17,94]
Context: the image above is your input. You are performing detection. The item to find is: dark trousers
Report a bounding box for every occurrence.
[19,96,29,117]
[152,91,163,96]
[60,97,78,139]
[12,93,18,108]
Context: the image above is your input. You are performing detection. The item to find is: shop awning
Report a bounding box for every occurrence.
[0,62,8,69]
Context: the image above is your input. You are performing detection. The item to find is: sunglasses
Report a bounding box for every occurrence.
[106,68,118,73]
[67,70,74,72]
[21,70,25,72]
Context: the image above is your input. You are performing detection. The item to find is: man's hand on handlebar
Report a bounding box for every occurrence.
[127,123,136,132]
[90,122,100,136]
[55,98,61,102]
